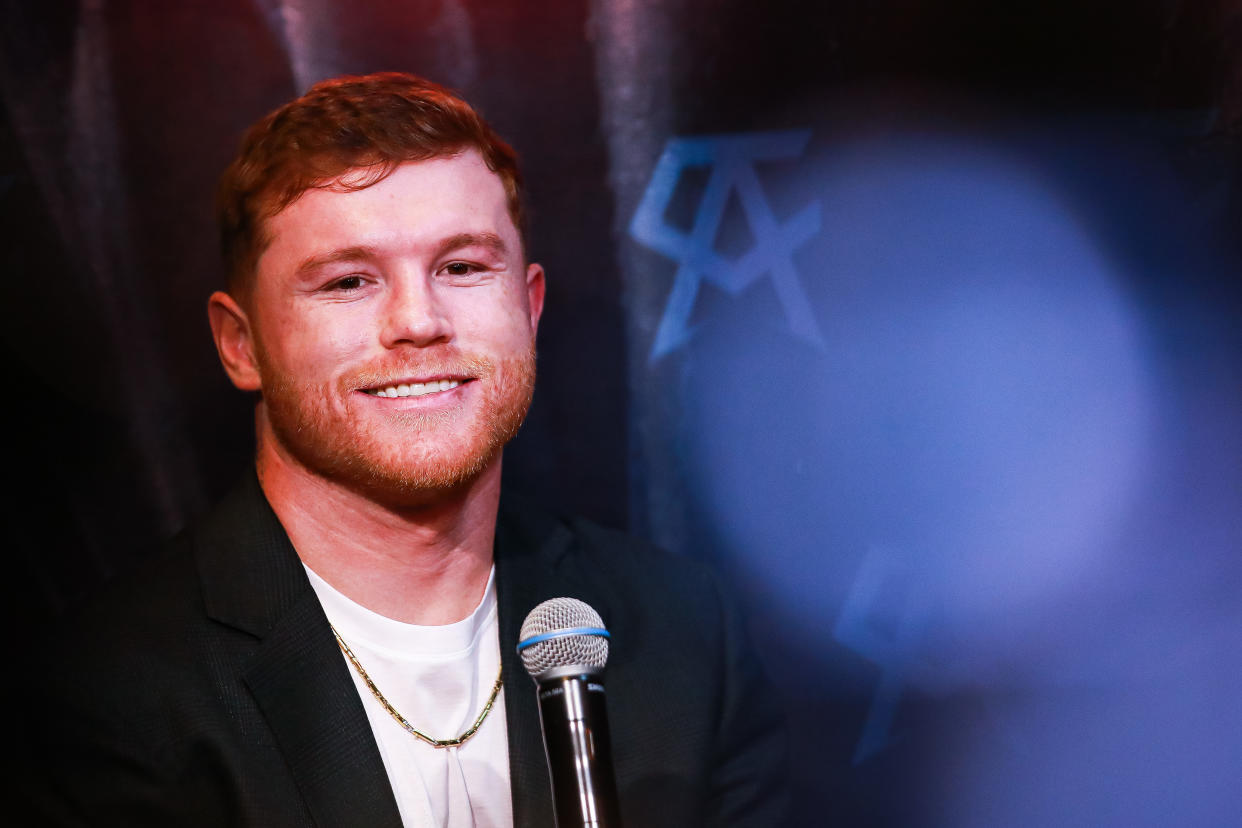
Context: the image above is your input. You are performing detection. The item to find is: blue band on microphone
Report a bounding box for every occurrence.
[516,627,611,654]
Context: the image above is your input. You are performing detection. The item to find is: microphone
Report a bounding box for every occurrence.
[518,598,621,828]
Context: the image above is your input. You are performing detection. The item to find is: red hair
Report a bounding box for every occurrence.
[217,72,524,296]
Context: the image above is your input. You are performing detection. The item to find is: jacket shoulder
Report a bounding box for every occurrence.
[497,496,792,827]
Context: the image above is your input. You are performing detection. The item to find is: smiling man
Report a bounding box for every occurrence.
[25,74,789,827]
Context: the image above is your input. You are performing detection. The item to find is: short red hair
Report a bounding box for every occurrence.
[217,72,525,296]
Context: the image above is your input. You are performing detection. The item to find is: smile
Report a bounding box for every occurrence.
[363,379,464,398]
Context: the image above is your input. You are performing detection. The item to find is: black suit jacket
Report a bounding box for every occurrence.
[23,474,789,826]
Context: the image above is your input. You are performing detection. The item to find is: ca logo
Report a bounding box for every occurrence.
[630,130,825,360]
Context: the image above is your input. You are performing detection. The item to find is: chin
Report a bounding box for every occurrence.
[350,444,503,505]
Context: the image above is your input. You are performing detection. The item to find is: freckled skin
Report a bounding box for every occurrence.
[227,151,544,506]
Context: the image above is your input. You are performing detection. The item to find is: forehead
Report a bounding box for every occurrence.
[257,151,517,276]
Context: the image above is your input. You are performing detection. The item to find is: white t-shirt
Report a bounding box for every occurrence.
[305,565,513,828]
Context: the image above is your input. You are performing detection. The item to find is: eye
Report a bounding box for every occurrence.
[439,260,493,285]
[325,274,366,291]
[443,261,479,278]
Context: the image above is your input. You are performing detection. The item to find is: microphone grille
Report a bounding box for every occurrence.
[518,597,610,678]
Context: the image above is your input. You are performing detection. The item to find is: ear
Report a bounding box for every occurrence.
[525,262,545,335]
[207,291,262,392]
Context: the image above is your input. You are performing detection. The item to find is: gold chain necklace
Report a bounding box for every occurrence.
[330,624,503,749]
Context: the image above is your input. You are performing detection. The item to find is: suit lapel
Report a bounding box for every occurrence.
[496,496,634,828]
[495,496,574,828]
[195,474,403,828]
[243,591,402,827]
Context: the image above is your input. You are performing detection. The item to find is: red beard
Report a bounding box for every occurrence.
[258,345,536,506]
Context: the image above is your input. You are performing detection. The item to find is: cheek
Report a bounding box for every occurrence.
[315,323,372,360]
[259,310,370,380]
[457,290,536,346]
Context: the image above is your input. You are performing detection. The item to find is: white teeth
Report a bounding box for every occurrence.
[368,380,461,398]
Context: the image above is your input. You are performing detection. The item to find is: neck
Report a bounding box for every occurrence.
[255,427,501,626]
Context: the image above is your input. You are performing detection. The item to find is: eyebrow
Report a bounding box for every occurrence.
[293,246,379,279]
[433,232,509,261]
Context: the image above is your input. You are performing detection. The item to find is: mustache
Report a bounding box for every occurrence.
[341,353,496,390]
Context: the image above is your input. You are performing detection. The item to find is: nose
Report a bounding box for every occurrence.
[378,274,452,349]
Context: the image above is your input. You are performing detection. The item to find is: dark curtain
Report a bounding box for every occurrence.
[4,1,1240,823]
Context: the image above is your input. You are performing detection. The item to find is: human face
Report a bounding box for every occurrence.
[226,151,544,504]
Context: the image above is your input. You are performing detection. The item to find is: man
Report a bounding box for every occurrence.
[25,73,789,826]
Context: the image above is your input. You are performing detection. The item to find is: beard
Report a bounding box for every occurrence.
[257,346,536,506]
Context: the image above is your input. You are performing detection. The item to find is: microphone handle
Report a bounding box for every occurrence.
[536,672,621,827]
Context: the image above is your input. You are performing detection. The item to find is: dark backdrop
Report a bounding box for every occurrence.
[4,1,1240,824]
